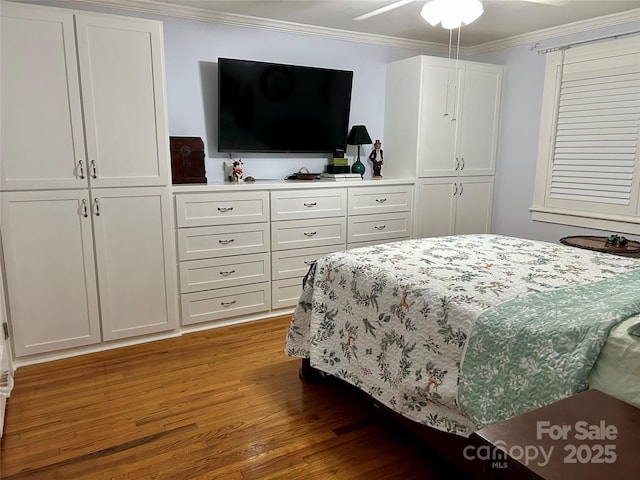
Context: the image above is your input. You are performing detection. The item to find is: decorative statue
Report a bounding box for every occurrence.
[369,139,383,178]
[231,159,244,182]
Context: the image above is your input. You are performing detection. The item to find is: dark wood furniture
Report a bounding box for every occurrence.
[560,235,640,258]
[470,389,640,479]
[170,136,207,184]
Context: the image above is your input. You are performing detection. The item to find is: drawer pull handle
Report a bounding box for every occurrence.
[219,239,235,245]
[375,198,387,203]
[303,231,317,237]
[303,260,315,265]
[221,300,237,308]
[374,225,386,230]
[304,202,317,207]
[219,270,235,276]
[217,207,234,212]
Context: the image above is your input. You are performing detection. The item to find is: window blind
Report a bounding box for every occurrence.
[550,67,640,205]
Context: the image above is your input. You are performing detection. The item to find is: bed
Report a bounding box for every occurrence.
[285,234,640,443]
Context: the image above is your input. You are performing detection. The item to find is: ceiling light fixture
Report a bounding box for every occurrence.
[420,0,484,29]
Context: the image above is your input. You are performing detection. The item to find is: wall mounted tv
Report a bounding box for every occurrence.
[218,58,353,153]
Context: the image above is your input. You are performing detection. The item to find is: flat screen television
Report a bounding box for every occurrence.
[218,58,353,153]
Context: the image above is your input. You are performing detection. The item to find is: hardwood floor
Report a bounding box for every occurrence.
[1,315,469,479]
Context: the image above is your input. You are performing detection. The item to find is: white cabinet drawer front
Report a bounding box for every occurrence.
[272,278,304,310]
[178,223,269,260]
[176,191,269,227]
[271,189,346,220]
[348,212,412,244]
[180,253,270,293]
[181,282,270,326]
[271,217,346,251]
[347,237,410,250]
[348,185,413,215]
[271,244,343,281]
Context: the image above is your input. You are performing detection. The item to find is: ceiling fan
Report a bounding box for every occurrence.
[354,0,570,22]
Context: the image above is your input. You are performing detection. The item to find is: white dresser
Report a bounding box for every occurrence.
[174,180,414,328]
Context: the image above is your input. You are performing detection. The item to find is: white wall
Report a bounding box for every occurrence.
[161,17,429,181]
[472,24,640,244]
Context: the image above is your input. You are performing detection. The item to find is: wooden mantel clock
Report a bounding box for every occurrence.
[170,136,207,184]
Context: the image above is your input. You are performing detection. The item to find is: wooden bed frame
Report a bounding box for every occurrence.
[299,358,485,479]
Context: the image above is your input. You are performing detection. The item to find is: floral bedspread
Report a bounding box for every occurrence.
[285,234,640,436]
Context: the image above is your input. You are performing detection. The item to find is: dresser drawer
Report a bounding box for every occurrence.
[272,278,304,309]
[179,253,270,293]
[271,244,343,281]
[347,212,412,244]
[271,188,346,220]
[271,217,346,251]
[181,282,270,326]
[347,237,410,250]
[175,191,269,227]
[348,185,413,215]
[178,223,269,260]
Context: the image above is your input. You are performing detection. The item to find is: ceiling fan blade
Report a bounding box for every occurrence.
[519,0,570,6]
[353,0,417,21]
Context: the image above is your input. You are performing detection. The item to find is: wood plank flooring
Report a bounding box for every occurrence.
[0,315,469,479]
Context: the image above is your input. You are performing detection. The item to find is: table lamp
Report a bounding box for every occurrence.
[347,125,372,177]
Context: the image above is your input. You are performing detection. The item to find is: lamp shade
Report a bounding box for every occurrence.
[347,125,372,146]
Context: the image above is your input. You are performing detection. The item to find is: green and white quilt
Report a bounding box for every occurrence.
[285,235,640,436]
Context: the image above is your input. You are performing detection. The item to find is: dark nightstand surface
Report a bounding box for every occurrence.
[560,235,640,258]
[470,389,640,480]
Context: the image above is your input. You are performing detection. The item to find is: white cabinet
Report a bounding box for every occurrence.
[176,191,271,327]
[347,185,413,248]
[92,188,177,341]
[270,189,347,308]
[0,2,169,191]
[383,55,502,238]
[1,191,101,356]
[415,177,494,238]
[1,189,178,355]
[0,3,177,361]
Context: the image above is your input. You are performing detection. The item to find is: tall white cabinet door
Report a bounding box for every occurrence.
[454,177,495,235]
[75,15,169,188]
[0,3,87,191]
[414,179,456,238]
[91,188,177,340]
[417,63,459,177]
[1,191,101,356]
[457,64,503,177]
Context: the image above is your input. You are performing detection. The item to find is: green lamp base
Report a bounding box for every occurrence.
[351,158,365,177]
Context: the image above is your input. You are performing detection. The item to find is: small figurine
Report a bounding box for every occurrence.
[369,139,383,178]
[231,159,244,183]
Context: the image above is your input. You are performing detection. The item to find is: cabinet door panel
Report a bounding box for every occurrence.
[417,64,459,177]
[1,3,86,190]
[454,178,494,235]
[92,188,177,340]
[76,15,169,187]
[414,179,456,238]
[2,191,100,356]
[458,64,502,176]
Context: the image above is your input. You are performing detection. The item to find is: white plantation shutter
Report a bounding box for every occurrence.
[550,67,640,206]
[532,36,640,232]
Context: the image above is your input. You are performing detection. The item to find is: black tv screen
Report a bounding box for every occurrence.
[218,58,353,153]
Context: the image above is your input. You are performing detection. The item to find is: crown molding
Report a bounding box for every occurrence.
[68,0,449,55]
[52,0,640,57]
[466,7,640,55]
